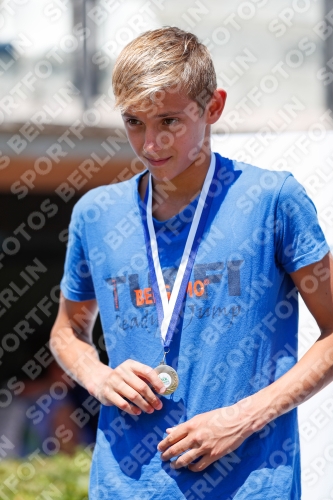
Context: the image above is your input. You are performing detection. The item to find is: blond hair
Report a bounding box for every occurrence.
[112,27,217,112]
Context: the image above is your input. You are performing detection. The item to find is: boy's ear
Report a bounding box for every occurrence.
[206,88,227,124]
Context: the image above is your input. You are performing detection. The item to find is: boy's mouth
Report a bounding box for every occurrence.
[144,156,171,166]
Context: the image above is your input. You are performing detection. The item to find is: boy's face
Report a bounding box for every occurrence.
[121,89,226,182]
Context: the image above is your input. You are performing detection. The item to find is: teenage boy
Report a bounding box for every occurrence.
[51,27,333,499]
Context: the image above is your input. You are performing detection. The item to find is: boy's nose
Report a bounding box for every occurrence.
[143,134,163,157]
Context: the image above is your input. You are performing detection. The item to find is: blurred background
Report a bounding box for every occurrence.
[1,0,333,498]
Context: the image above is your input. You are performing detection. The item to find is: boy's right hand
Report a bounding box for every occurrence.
[88,359,167,415]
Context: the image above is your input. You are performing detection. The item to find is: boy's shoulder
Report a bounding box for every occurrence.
[215,152,293,189]
[71,170,145,218]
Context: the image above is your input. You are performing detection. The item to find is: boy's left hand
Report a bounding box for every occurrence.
[157,405,253,472]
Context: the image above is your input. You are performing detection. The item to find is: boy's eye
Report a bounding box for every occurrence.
[163,118,178,125]
[125,118,141,126]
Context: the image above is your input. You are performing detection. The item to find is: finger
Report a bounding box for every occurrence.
[127,360,167,394]
[122,373,164,411]
[170,448,202,469]
[105,391,142,416]
[116,380,158,413]
[188,455,215,472]
[160,436,192,461]
[158,425,188,452]
[116,362,164,410]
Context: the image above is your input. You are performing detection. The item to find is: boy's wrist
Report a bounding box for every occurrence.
[85,363,113,399]
[233,392,274,435]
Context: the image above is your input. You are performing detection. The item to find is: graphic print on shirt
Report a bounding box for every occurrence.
[106,260,244,310]
[106,260,245,334]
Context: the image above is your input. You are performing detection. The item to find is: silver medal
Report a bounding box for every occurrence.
[154,362,179,395]
[154,350,179,395]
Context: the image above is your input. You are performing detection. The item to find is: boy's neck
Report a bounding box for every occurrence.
[139,151,212,222]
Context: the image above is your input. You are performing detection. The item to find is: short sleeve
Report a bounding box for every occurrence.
[275,174,330,273]
[60,201,96,301]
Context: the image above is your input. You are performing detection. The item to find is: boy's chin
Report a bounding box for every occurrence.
[147,162,195,183]
[147,169,175,182]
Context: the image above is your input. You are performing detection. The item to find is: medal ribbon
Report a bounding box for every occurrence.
[140,153,217,348]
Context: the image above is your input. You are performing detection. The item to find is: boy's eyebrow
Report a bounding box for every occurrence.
[156,111,186,117]
[122,111,186,118]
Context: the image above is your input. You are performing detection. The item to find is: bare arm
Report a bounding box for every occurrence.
[50,293,166,415]
[250,251,333,426]
[50,292,102,395]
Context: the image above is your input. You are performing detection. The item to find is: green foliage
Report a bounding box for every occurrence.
[0,448,91,500]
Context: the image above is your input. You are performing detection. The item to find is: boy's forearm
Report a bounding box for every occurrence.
[50,326,111,397]
[240,330,333,434]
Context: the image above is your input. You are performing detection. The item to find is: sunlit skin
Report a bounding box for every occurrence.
[122,89,227,220]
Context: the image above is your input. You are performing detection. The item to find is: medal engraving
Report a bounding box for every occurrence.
[154,363,179,395]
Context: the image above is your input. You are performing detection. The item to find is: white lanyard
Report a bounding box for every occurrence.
[146,153,216,342]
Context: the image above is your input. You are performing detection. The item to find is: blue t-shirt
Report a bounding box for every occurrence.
[60,153,329,500]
